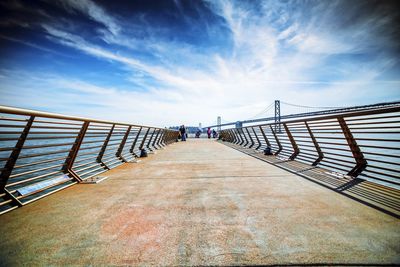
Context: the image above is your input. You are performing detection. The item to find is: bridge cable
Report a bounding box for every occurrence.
[280,101,346,110]
[244,102,275,120]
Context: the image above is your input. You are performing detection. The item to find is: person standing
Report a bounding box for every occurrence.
[180,125,187,141]
[212,129,217,138]
[207,127,211,139]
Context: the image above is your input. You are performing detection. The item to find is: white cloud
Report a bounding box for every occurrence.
[57,0,120,35]
[1,0,399,127]
[35,7,400,125]
[0,34,70,57]
[287,33,355,54]
[1,65,399,127]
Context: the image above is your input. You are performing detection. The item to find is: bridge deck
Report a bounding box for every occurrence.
[0,139,399,266]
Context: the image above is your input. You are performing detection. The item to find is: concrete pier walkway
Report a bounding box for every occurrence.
[0,139,399,266]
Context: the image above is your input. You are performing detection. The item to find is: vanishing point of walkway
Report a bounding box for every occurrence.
[0,139,399,266]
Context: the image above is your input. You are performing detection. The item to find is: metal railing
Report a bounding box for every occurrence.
[219,106,400,216]
[0,106,179,215]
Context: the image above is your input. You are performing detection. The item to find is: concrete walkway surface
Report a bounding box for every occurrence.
[0,139,399,266]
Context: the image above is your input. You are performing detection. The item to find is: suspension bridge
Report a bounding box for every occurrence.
[0,102,399,266]
[207,100,400,129]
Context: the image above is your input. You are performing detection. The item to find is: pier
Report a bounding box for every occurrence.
[1,139,399,266]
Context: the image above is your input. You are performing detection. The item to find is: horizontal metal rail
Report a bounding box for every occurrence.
[0,106,179,215]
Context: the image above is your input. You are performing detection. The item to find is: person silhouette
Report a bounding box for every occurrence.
[180,125,187,141]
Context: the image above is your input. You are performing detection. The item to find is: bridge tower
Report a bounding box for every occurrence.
[217,116,221,131]
[275,100,281,133]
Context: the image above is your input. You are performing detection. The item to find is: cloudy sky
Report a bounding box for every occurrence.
[0,0,399,127]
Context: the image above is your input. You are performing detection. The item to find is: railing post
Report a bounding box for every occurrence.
[234,129,241,144]
[146,128,157,151]
[259,125,271,147]
[275,100,281,133]
[163,130,169,145]
[242,128,250,146]
[171,130,178,143]
[251,127,261,150]
[171,130,177,144]
[219,130,224,140]
[227,130,233,142]
[97,124,115,169]
[164,130,171,145]
[238,129,244,146]
[1,115,34,205]
[234,129,240,144]
[225,130,230,142]
[242,128,248,146]
[229,129,237,143]
[151,129,161,149]
[228,130,235,142]
[157,129,165,148]
[233,129,238,144]
[305,121,323,166]
[245,127,255,148]
[130,127,142,155]
[139,128,151,150]
[160,130,167,146]
[154,129,163,148]
[338,117,367,177]
[251,127,261,149]
[173,131,179,143]
[231,129,237,144]
[116,125,131,162]
[163,130,168,145]
[63,121,89,182]
[269,125,282,155]
[169,131,175,144]
[283,123,299,160]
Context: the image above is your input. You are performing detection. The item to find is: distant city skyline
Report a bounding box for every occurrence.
[0,0,399,127]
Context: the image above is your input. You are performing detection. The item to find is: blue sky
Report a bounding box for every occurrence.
[0,0,399,126]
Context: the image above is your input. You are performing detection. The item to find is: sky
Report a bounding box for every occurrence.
[0,0,399,127]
